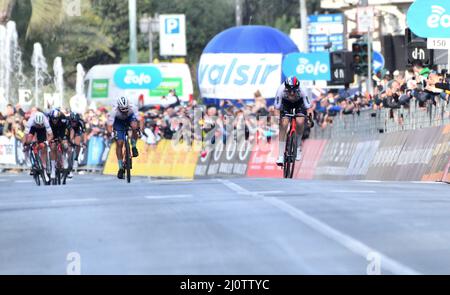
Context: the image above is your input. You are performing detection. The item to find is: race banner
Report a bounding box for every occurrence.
[294,139,328,180]
[422,124,450,182]
[0,136,16,165]
[366,131,410,181]
[246,137,282,178]
[394,127,443,181]
[315,137,358,180]
[346,139,380,179]
[86,136,106,166]
[103,139,199,179]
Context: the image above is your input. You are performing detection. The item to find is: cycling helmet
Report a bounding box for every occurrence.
[35,112,45,126]
[50,108,62,120]
[284,76,300,91]
[117,96,129,112]
[69,111,79,122]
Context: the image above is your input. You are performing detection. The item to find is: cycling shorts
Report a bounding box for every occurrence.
[29,126,47,143]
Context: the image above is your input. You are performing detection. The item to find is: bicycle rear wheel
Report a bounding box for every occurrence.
[125,139,132,183]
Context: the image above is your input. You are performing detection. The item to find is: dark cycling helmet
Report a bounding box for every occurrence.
[69,111,80,122]
[50,109,62,120]
[284,76,300,91]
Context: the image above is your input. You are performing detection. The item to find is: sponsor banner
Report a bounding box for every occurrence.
[366,131,409,181]
[194,142,213,179]
[216,139,252,177]
[87,136,106,166]
[407,0,450,38]
[114,65,163,90]
[0,136,16,165]
[346,139,380,179]
[282,52,331,81]
[422,124,450,181]
[91,79,109,99]
[315,138,358,180]
[246,137,282,178]
[103,139,199,179]
[294,139,328,180]
[198,53,282,99]
[150,77,183,97]
[393,126,443,181]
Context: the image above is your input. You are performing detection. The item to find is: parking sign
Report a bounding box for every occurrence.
[160,14,187,56]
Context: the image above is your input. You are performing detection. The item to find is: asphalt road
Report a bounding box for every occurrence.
[0,172,449,274]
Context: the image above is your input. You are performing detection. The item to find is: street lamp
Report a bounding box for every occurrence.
[139,13,160,63]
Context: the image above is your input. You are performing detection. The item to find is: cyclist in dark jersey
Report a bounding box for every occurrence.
[68,111,86,173]
[48,108,70,180]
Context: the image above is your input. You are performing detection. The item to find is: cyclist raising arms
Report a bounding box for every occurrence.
[23,111,53,179]
[48,108,70,181]
[68,111,86,173]
[107,96,140,179]
[275,76,313,166]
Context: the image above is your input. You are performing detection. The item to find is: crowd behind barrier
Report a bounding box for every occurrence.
[2,65,450,180]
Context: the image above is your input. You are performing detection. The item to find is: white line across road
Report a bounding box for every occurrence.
[14,180,33,183]
[219,179,421,275]
[332,190,377,194]
[144,194,192,200]
[51,198,99,204]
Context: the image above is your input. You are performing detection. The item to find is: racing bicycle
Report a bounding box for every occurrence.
[28,142,50,186]
[283,111,314,179]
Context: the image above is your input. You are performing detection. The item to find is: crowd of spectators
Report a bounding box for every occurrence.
[1,68,449,148]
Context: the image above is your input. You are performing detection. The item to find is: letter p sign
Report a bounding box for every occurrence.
[165,18,180,34]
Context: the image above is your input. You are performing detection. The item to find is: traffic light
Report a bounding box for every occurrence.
[352,41,369,76]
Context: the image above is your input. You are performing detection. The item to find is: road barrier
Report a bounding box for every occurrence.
[103,139,199,178]
[5,123,449,183]
[0,135,108,171]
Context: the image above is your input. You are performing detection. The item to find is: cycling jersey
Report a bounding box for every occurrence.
[108,104,140,141]
[274,84,311,115]
[24,112,53,135]
[69,118,86,136]
[49,114,70,140]
[24,112,53,143]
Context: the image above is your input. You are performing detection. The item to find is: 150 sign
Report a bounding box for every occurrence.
[427,38,450,49]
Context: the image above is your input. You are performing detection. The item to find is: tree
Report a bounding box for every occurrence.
[4,0,114,89]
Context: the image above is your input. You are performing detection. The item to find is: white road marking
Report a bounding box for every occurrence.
[332,190,377,194]
[144,194,192,200]
[356,180,382,183]
[219,179,421,275]
[51,198,99,204]
[14,180,33,183]
[253,190,285,195]
[217,179,255,195]
[410,181,444,184]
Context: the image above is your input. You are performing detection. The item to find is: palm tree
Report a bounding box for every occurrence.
[1,0,62,30]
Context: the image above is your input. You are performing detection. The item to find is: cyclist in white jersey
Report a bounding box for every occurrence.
[274,76,313,166]
[107,96,141,179]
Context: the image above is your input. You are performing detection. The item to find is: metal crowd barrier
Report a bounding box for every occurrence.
[311,98,450,139]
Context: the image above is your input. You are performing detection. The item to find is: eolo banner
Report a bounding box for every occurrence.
[407,0,450,38]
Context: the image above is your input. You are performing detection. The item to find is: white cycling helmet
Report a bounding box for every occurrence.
[117,96,129,112]
[35,112,45,126]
